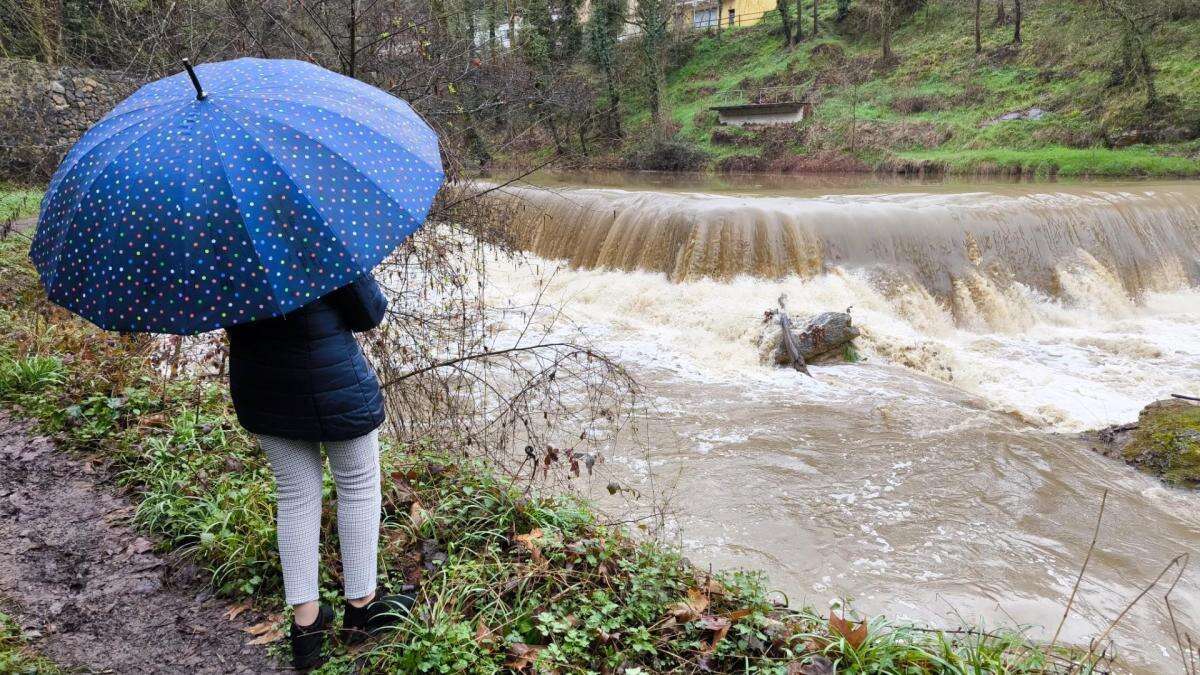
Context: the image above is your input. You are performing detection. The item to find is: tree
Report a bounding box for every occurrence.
[631,0,670,127]
[519,0,567,152]
[777,0,796,48]
[812,0,819,36]
[836,0,852,22]
[1100,0,1159,110]
[1011,0,1021,43]
[974,0,981,53]
[877,0,893,58]
[584,0,627,139]
[993,0,1006,26]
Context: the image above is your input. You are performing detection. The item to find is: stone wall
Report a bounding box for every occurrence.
[0,58,142,181]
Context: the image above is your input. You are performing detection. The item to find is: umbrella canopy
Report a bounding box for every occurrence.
[31,57,443,335]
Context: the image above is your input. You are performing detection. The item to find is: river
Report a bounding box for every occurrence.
[484,172,1200,672]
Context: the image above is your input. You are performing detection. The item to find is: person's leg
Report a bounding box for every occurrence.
[257,434,325,626]
[324,429,382,606]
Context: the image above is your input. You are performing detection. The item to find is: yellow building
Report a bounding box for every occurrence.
[676,0,777,30]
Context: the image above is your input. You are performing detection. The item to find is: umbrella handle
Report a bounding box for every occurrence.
[182,59,207,101]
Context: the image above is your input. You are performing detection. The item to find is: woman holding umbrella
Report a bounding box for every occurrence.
[31,58,444,669]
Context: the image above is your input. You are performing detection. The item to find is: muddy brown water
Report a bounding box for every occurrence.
[487,172,1200,673]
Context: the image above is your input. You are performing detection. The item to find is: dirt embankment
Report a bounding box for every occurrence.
[0,411,284,674]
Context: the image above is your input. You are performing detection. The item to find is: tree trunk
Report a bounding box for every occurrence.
[1011,0,1021,43]
[993,0,1006,26]
[777,0,795,48]
[880,0,892,59]
[604,65,622,138]
[1141,46,1157,109]
[795,0,804,40]
[974,0,981,53]
[812,0,819,36]
[346,0,358,78]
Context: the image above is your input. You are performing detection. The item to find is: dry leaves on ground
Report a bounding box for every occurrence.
[504,642,545,670]
[243,618,285,645]
[223,600,251,622]
[828,612,868,650]
[788,656,836,675]
[667,587,710,622]
[514,528,547,565]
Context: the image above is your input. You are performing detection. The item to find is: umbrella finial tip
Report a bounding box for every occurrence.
[182,59,206,101]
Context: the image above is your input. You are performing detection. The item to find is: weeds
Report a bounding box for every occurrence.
[0,610,60,674]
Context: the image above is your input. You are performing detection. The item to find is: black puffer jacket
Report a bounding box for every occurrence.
[226,274,388,442]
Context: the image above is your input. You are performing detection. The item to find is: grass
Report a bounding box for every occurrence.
[592,0,1200,176]
[0,610,60,674]
[0,233,1099,672]
[897,145,1200,177]
[0,184,42,222]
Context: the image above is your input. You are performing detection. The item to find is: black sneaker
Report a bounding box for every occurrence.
[341,590,416,644]
[291,603,334,671]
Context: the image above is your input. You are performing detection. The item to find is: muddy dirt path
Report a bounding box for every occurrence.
[0,411,286,674]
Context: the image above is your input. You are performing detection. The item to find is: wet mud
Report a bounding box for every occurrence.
[0,410,285,673]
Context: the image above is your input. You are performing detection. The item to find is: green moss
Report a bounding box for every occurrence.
[1123,402,1200,486]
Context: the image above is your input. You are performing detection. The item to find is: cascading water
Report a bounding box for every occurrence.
[500,182,1200,330]
[485,175,1200,673]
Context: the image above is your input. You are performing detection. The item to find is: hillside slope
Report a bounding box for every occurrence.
[617,0,1200,176]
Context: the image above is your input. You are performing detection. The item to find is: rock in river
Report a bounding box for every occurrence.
[758,310,861,366]
[1085,397,1200,487]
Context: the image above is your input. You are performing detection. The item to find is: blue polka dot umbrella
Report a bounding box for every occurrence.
[31,57,443,335]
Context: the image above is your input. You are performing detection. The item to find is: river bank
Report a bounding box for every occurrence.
[489,1,1200,179]
[0,209,1100,670]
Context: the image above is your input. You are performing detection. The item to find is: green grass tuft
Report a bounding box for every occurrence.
[0,611,60,674]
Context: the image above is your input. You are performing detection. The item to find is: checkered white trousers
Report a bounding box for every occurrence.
[257,430,381,605]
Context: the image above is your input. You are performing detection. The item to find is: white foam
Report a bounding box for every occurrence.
[487,256,1200,432]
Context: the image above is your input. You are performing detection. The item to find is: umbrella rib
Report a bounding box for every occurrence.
[43,106,187,293]
[224,92,441,170]
[195,118,287,328]
[204,103,370,304]
[215,102,435,238]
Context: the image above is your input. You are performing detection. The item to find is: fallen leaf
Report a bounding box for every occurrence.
[727,608,753,621]
[246,628,284,645]
[788,656,836,675]
[503,642,544,670]
[224,600,251,621]
[828,613,868,650]
[699,615,732,653]
[667,586,710,622]
[409,500,428,528]
[243,620,276,636]
[514,528,546,565]
[475,620,494,645]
